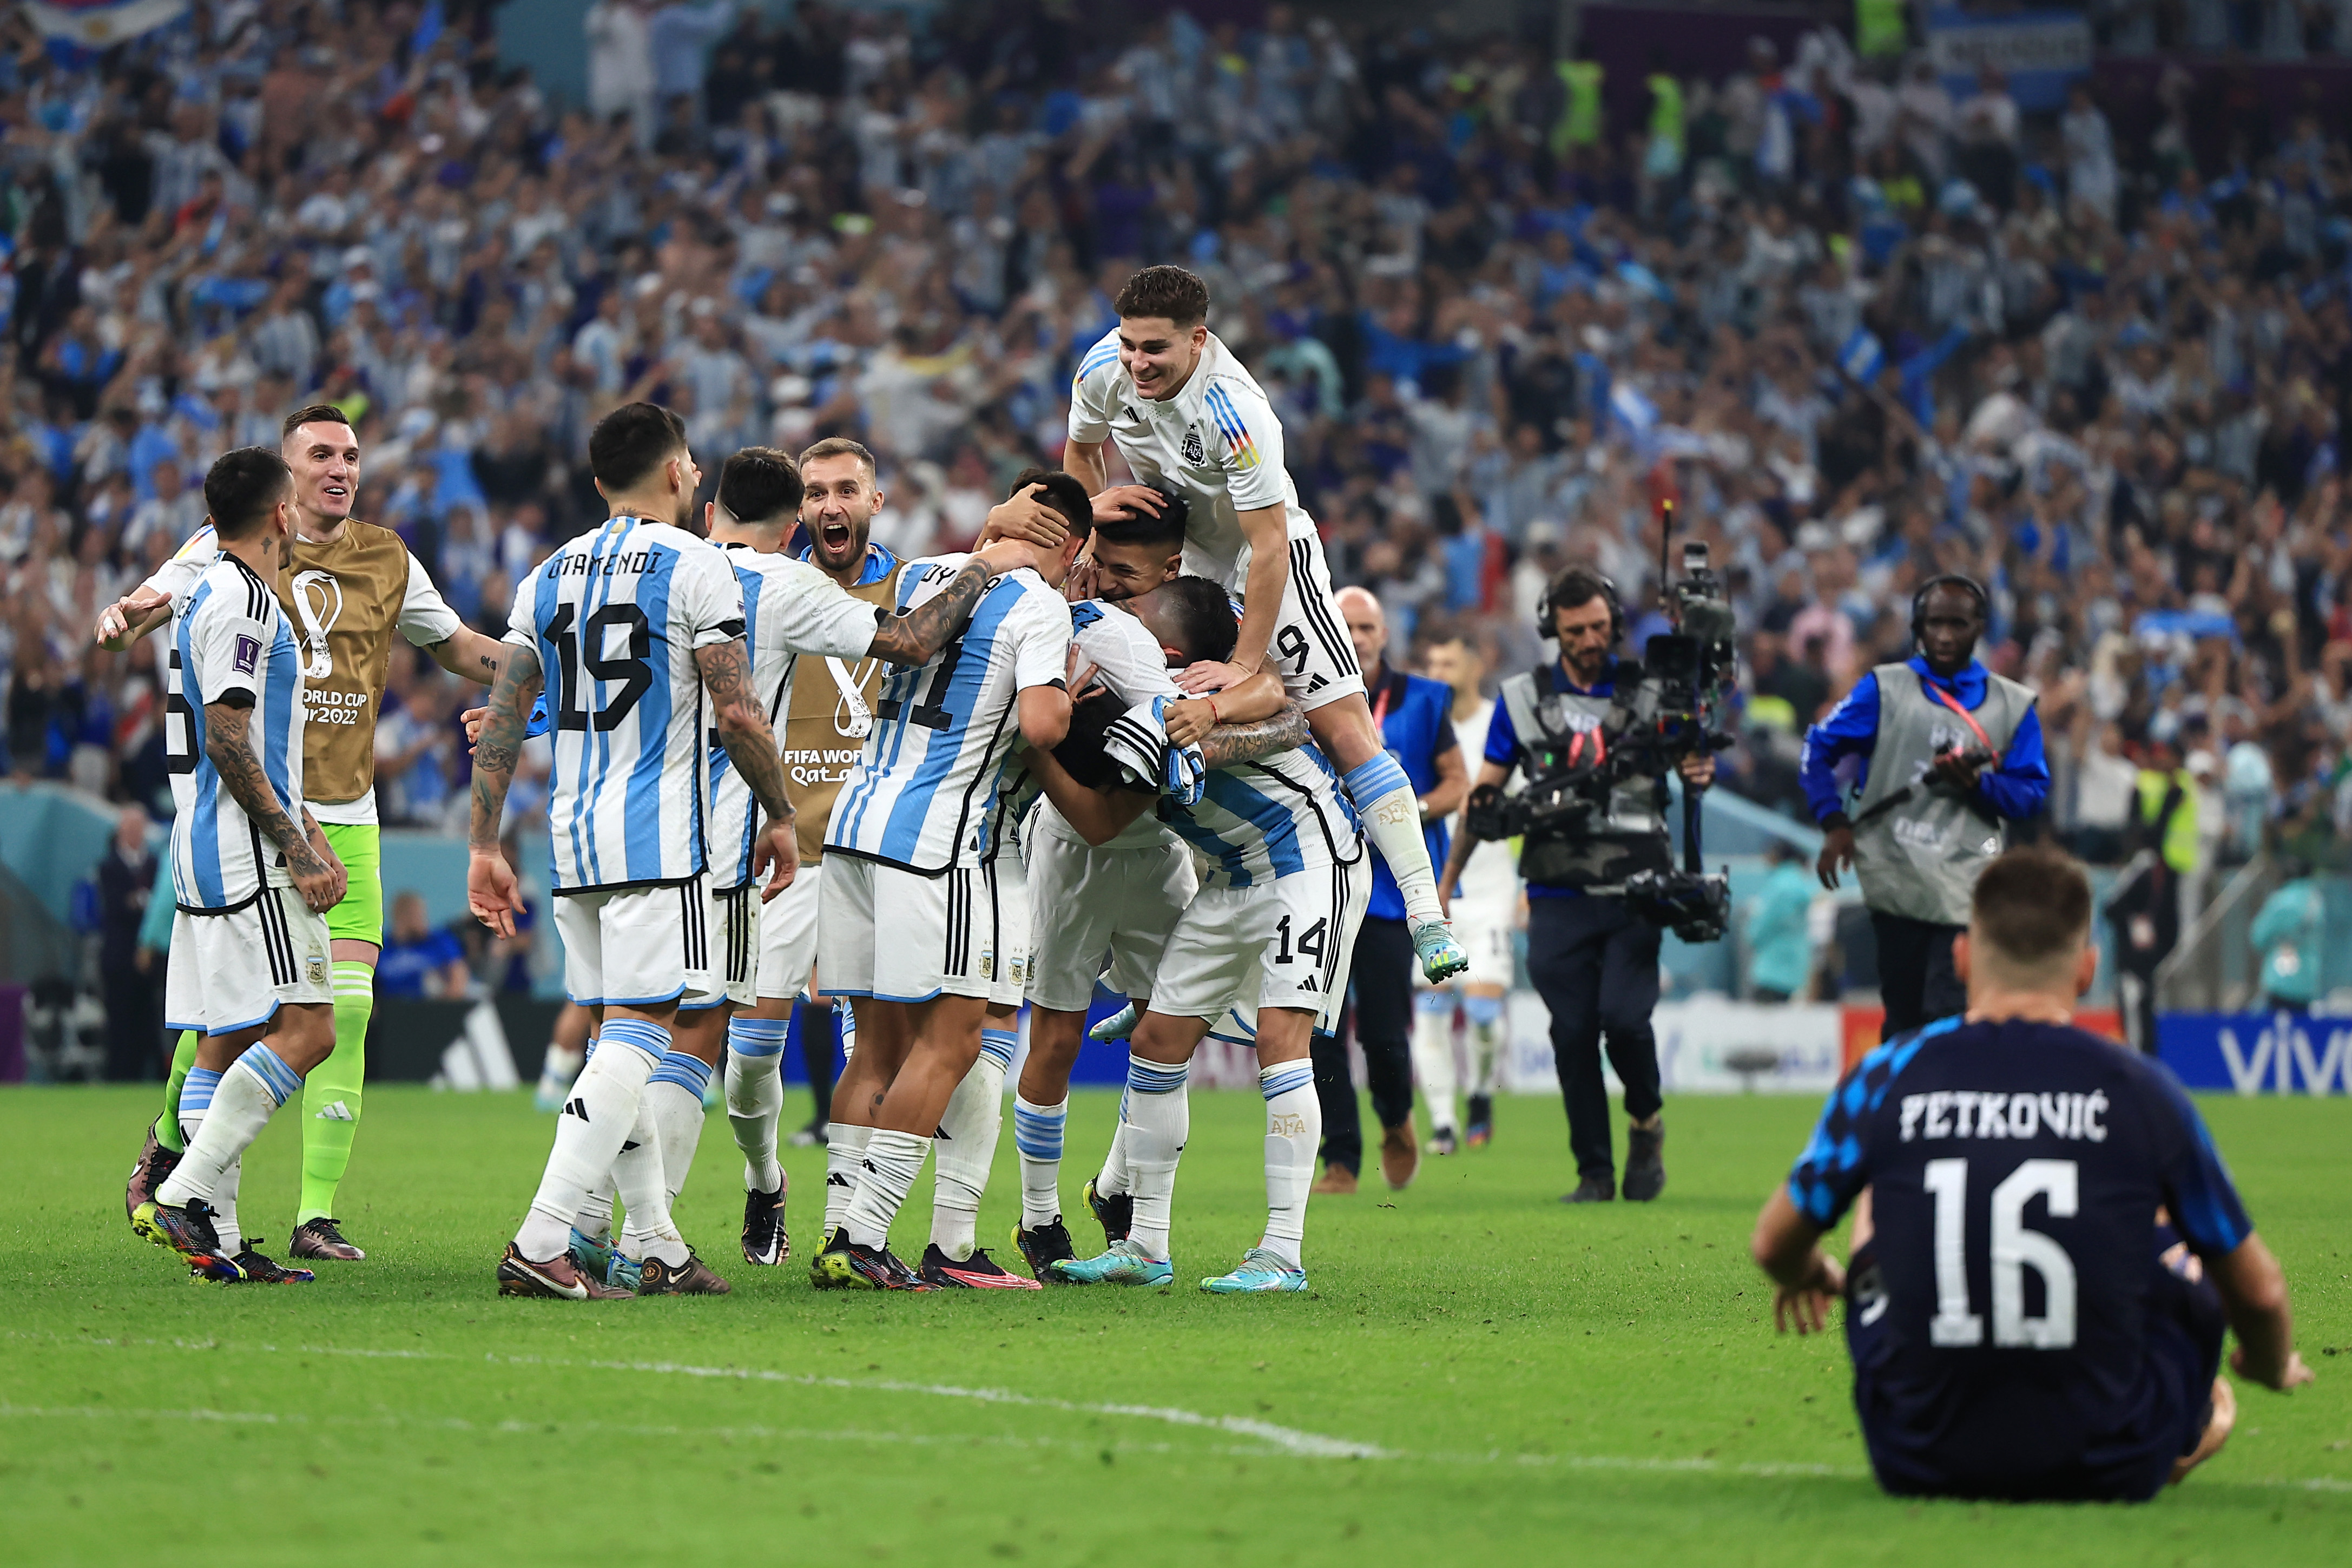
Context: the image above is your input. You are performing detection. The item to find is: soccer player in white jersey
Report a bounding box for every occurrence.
[1424,634,1514,1153]
[1068,264,1465,986]
[1031,575,1369,1294]
[133,449,347,1286]
[469,403,802,1301]
[811,476,1081,1291]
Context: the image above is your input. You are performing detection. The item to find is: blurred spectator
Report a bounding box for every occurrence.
[96,804,160,1081]
[1743,840,1817,1003]
[377,891,471,1000]
[2250,859,2326,1012]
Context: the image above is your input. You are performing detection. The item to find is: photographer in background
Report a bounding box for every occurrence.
[1803,576,2048,1041]
[1441,566,1715,1204]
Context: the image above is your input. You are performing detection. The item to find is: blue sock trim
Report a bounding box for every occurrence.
[838,1001,857,1043]
[1126,1058,1190,1095]
[237,1043,302,1107]
[180,1067,223,1114]
[1259,1062,1315,1102]
[1341,752,1413,804]
[1416,989,1457,1016]
[583,1036,597,1064]
[728,1018,789,1058]
[598,1018,670,1066]
[979,1028,1018,1071]
[1464,994,1504,1027]
[1012,1099,1066,1159]
[648,1049,714,1095]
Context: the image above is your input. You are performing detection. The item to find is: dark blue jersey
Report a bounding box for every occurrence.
[1788,1016,2251,1489]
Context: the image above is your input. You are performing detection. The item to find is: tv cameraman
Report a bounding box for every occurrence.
[1440,566,1712,1204]
[1802,575,2049,1040]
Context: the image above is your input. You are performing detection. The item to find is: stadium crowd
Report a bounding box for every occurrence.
[5,0,2351,877]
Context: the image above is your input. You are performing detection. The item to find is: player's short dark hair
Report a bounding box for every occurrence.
[1155,574,1238,666]
[1052,690,1149,794]
[1971,846,2093,969]
[716,446,803,525]
[205,447,293,539]
[588,401,689,492]
[1010,466,1092,532]
[281,404,355,443]
[1115,265,1210,327]
[798,436,877,483]
[1089,480,1187,552]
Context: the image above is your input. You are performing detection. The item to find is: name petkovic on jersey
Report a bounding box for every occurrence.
[1898,1089,2111,1143]
[302,688,372,726]
[785,747,860,789]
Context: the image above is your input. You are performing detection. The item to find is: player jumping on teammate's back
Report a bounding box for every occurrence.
[1065,265,1466,986]
[1753,846,2315,1501]
[102,405,511,1263]
[807,470,1082,1290]
[994,493,1294,1280]
[1030,575,1366,1294]
[132,449,346,1286]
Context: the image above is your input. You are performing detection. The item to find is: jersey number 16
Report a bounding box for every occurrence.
[1923,1156,2078,1350]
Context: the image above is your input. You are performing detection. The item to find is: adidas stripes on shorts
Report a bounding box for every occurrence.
[551,876,715,1009]
[163,883,335,1037]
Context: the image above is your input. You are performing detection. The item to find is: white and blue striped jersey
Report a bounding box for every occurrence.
[1157,744,1363,892]
[504,515,745,893]
[167,554,309,912]
[1033,598,1185,853]
[827,556,1073,875]
[1068,327,1319,588]
[706,544,889,890]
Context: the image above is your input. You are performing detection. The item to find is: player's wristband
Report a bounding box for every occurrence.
[1207,695,1222,724]
[1821,811,1852,834]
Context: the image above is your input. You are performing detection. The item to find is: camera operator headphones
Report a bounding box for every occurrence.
[1909,572,1989,645]
[1537,565,1625,647]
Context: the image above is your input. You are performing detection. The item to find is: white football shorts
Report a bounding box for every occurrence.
[817,855,1007,1004]
[1151,859,1369,1033]
[754,857,825,1002]
[552,877,715,1009]
[163,885,335,1036]
[1023,832,1198,1013]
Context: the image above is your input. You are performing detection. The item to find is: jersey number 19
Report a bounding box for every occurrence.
[548,602,652,731]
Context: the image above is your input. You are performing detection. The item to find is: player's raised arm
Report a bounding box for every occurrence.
[95,525,217,649]
[865,543,1040,666]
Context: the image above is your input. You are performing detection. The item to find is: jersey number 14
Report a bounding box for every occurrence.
[1923,1156,2078,1350]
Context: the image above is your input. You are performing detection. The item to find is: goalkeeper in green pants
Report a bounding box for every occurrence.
[104,406,509,1260]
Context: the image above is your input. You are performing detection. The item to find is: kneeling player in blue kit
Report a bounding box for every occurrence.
[1750,845,2314,1501]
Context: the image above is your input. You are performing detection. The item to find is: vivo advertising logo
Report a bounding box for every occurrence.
[2159,1013,2349,1096]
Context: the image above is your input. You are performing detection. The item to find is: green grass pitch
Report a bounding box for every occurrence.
[3,1085,2346,1565]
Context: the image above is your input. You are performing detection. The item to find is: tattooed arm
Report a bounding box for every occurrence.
[466,640,542,936]
[203,696,347,914]
[864,539,1047,666]
[1195,702,1309,771]
[425,625,507,687]
[697,636,801,898]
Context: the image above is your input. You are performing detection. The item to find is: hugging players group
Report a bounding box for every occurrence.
[129,264,1472,1297]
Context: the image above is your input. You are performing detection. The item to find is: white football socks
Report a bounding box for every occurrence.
[725,1016,789,1194]
[930,1028,1013,1261]
[844,1128,929,1251]
[1014,1093,1067,1229]
[1465,993,1504,1096]
[1096,1088,1134,1197]
[537,1039,584,1105]
[157,1044,302,1255]
[617,1050,711,1269]
[1258,1059,1320,1268]
[516,1017,665,1261]
[1412,996,1459,1135]
[1122,1059,1189,1260]
[1342,754,1441,925]
[823,1122,873,1236]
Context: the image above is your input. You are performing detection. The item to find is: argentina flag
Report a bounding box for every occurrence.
[25,0,189,48]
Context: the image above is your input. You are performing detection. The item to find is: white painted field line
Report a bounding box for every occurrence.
[14,1332,2349,1495]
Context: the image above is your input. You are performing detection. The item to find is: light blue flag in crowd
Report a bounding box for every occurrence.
[1610,379,1658,440]
[1839,327,1885,384]
[24,0,188,48]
